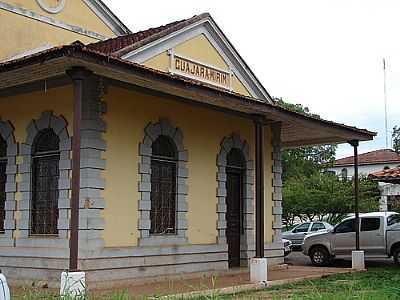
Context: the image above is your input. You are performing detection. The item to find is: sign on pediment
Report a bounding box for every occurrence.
[168,50,233,91]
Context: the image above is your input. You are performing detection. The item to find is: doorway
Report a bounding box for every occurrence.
[226,148,245,268]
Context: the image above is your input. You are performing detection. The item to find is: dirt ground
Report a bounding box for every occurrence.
[88,265,351,298]
[12,254,359,298]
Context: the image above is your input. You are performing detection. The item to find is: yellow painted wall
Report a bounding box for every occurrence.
[0,0,117,60]
[0,84,274,246]
[8,0,115,37]
[175,34,228,70]
[102,86,274,247]
[0,86,73,143]
[143,34,251,97]
[0,85,74,237]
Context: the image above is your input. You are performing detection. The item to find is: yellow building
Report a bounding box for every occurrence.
[0,1,375,287]
[0,0,129,61]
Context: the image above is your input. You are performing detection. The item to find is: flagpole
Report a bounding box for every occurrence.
[383,58,388,149]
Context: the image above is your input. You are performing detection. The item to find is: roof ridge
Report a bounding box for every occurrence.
[335,148,399,161]
[87,13,210,57]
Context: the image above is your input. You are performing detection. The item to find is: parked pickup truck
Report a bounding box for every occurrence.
[302,212,400,266]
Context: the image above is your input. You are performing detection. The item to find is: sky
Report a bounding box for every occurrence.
[103,0,400,159]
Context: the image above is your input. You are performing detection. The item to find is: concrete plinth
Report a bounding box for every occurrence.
[60,271,86,298]
[250,258,268,283]
[352,251,365,270]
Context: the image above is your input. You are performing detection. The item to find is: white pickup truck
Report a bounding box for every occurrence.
[302,212,400,266]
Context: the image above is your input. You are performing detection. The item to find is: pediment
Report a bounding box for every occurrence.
[121,14,272,102]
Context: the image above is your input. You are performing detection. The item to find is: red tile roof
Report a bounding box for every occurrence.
[368,167,400,183]
[0,42,376,144]
[334,149,400,166]
[87,14,209,57]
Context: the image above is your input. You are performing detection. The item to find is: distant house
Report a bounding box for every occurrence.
[369,167,400,212]
[327,149,400,180]
[327,149,400,211]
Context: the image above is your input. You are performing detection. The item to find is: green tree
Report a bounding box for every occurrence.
[282,173,380,227]
[276,98,337,181]
[393,126,400,153]
[278,98,379,228]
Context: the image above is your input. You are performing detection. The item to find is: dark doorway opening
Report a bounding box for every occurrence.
[226,148,245,268]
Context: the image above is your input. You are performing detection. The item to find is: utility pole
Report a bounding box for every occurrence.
[383,58,389,149]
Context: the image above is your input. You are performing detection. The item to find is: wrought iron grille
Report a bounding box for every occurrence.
[0,137,7,233]
[150,135,177,235]
[226,148,245,235]
[150,160,176,234]
[31,129,60,235]
[227,148,245,168]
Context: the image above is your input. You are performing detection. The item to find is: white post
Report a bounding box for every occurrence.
[380,195,388,212]
[352,251,365,270]
[60,271,86,298]
[0,273,11,300]
[250,258,268,283]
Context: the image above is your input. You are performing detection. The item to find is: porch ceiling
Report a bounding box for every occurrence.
[0,45,376,148]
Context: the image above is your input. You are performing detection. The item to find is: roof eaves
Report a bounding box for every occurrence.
[0,44,377,141]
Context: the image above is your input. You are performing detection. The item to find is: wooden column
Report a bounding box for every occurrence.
[66,67,92,271]
[349,140,360,251]
[254,117,264,258]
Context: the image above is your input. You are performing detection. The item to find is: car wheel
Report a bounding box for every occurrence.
[394,247,400,266]
[310,246,330,266]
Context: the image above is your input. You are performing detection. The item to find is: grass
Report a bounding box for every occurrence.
[226,266,400,300]
[11,267,400,300]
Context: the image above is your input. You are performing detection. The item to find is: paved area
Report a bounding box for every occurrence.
[286,250,395,268]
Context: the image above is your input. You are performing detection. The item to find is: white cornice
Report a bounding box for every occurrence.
[122,17,272,102]
[0,1,108,41]
[83,0,130,36]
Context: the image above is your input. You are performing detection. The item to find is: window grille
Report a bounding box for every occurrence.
[0,137,7,233]
[226,148,245,235]
[150,136,177,235]
[227,148,245,169]
[31,129,60,235]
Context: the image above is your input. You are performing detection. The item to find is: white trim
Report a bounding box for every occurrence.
[82,0,130,36]
[0,1,107,41]
[1,44,53,63]
[36,0,65,14]
[122,17,272,102]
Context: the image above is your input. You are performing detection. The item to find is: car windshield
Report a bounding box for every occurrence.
[387,214,400,226]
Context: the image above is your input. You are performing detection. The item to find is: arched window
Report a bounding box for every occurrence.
[150,135,177,235]
[227,148,245,169]
[341,168,348,180]
[31,129,60,235]
[0,137,7,233]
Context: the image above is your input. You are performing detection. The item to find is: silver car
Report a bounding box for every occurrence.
[303,212,400,266]
[283,238,292,256]
[282,221,333,248]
